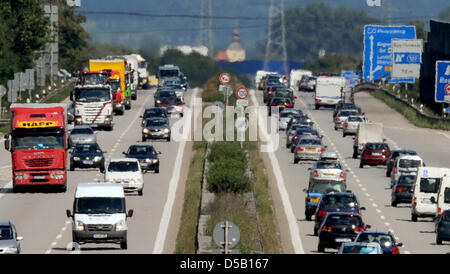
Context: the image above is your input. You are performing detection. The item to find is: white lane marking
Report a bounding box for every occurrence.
[380,215,385,220]
[0,181,13,200]
[0,165,11,169]
[247,89,305,254]
[152,89,199,254]
[45,250,51,254]
[384,222,390,226]
[376,209,382,213]
[372,203,378,207]
[362,187,367,191]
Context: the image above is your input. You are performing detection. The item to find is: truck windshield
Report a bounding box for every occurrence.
[444,188,450,204]
[139,62,147,69]
[82,74,107,85]
[13,133,64,150]
[160,69,179,78]
[75,88,111,102]
[0,226,13,240]
[74,197,125,214]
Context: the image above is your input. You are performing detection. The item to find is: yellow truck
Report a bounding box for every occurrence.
[89,59,132,110]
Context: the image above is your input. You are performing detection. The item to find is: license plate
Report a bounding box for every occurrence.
[310,197,320,203]
[372,152,382,156]
[307,148,316,152]
[92,234,107,239]
[33,176,46,179]
[83,160,93,165]
[324,173,334,176]
[335,238,352,243]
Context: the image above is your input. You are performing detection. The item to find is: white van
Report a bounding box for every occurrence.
[314,76,346,110]
[411,167,450,222]
[105,158,144,196]
[435,176,450,217]
[66,183,134,249]
[390,155,424,188]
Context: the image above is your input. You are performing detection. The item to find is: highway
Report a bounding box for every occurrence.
[250,88,450,254]
[0,88,196,254]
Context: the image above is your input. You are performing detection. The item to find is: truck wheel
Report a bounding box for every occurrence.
[59,182,67,193]
[142,136,146,142]
[120,240,128,250]
[155,168,159,174]
[391,200,397,207]
[167,136,171,142]
[343,133,346,137]
[315,104,319,110]
[317,244,325,253]
[70,165,75,171]
[305,214,312,221]
[352,149,358,159]
[294,158,299,164]
[436,236,442,245]
[411,214,418,222]
[138,189,143,196]
[100,166,105,173]
[12,185,21,193]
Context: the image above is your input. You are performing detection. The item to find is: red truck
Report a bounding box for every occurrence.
[4,104,68,193]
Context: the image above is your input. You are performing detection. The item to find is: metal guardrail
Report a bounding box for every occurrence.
[354,82,450,126]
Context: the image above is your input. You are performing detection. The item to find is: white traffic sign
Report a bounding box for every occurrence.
[236,99,248,107]
[219,73,231,85]
[235,86,249,100]
[391,39,423,79]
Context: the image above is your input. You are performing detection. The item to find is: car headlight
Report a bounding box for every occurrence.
[73,157,80,161]
[109,178,115,182]
[4,247,18,254]
[75,221,84,231]
[143,128,149,134]
[156,100,161,104]
[134,178,141,182]
[145,158,152,163]
[15,175,23,180]
[116,103,122,107]
[115,220,127,231]
[75,117,82,123]
[94,156,102,162]
[163,128,170,134]
[152,159,159,164]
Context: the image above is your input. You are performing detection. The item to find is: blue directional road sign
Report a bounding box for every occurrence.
[341,71,361,89]
[435,61,450,103]
[363,25,416,83]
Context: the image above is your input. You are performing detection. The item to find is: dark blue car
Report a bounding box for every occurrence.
[123,145,161,173]
[354,231,403,254]
[70,143,106,172]
[304,181,347,221]
[436,209,450,245]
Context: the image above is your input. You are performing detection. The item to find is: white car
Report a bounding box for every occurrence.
[105,158,144,196]
[390,154,424,188]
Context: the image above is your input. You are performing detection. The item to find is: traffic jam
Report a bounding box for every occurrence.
[1,55,189,253]
[257,70,450,254]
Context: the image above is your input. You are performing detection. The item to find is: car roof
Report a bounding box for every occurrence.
[320,151,338,160]
[393,149,416,154]
[0,221,12,226]
[75,183,124,198]
[326,212,361,217]
[397,154,423,161]
[109,158,139,163]
[128,144,154,148]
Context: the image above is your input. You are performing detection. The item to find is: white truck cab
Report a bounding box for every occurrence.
[390,154,424,187]
[411,167,450,222]
[314,76,346,110]
[66,183,133,250]
[434,176,450,218]
[105,158,145,196]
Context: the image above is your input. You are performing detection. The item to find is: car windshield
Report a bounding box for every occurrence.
[160,69,179,78]
[158,91,176,98]
[398,175,416,185]
[71,128,93,135]
[108,161,139,172]
[0,226,13,240]
[326,214,362,227]
[399,159,421,168]
[161,97,182,104]
[366,143,388,150]
[272,98,291,104]
[144,109,166,118]
[321,195,357,208]
[127,146,156,155]
[276,90,292,97]
[74,144,101,153]
[74,197,125,214]
[348,116,364,122]
[75,88,111,102]
[444,188,450,203]
[280,112,298,118]
[356,233,394,247]
[146,119,168,127]
[419,178,440,193]
[316,161,342,169]
[13,134,64,150]
[299,139,321,145]
[339,111,359,117]
[342,245,378,254]
[311,183,344,193]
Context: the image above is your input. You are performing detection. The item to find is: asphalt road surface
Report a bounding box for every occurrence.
[0,87,196,254]
[250,88,450,254]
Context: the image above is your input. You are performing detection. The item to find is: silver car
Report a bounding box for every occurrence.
[142,117,171,142]
[294,136,326,163]
[68,125,96,148]
[338,242,383,254]
[286,124,313,147]
[334,109,360,131]
[308,159,347,185]
[342,116,367,137]
[0,221,23,254]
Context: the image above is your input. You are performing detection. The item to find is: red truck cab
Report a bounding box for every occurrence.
[4,104,67,192]
[108,71,125,115]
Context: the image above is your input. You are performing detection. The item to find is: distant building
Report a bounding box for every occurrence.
[160,45,209,56]
[225,28,246,62]
[215,51,229,62]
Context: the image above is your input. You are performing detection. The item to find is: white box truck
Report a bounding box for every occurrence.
[290,69,312,90]
[314,76,346,109]
[352,122,384,158]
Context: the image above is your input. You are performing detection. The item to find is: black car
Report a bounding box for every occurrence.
[354,231,403,254]
[123,145,161,173]
[140,107,168,127]
[313,192,365,236]
[154,90,177,107]
[142,117,171,142]
[386,149,417,177]
[263,84,285,104]
[333,103,361,119]
[70,143,106,172]
[435,209,450,245]
[317,212,370,253]
[391,174,415,207]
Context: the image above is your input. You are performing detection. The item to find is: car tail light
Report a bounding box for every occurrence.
[340,172,345,179]
[438,207,442,217]
[313,171,319,177]
[336,117,340,122]
[279,114,282,120]
[297,146,304,152]
[271,103,276,106]
[318,147,325,153]
[315,98,322,103]
[413,197,417,206]
[396,186,404,192]
[345,122,349,128]
[286,103,293,108]
[392,246,399,254]
[439,227,445,233]
[317,210,327,217]
[322,225,332,232]
[354,227,365,232]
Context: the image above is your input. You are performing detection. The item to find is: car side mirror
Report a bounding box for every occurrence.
[127,209,134,218]
[383,138,387,142]
[4,134,10,151]
[158,151,162,154]
[17,236,24,241]
[122,152,126,155]
[346,169,350,172]
[360,207,366,211]
[365,224,371,229]
[307,168,312,170]
[430,196,436,204]
[139,115,143,118]
[66,209,72,218]
[396,242,403,247]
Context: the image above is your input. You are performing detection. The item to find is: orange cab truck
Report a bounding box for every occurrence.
[108,71,125,115]
[4,104,68,193]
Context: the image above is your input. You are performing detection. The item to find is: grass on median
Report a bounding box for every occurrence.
[370,90,450,131]
[175,141,207,254]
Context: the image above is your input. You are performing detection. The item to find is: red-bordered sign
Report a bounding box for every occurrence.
[235,86,249,100]
[445,84,450,95]
[219,73,231,85]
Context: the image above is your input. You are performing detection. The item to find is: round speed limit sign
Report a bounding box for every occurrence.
[235,86,249,100]
[219,73,231,85]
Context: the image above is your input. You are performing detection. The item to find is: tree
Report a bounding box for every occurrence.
[406,20,427,41]
[438,6,450,22]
